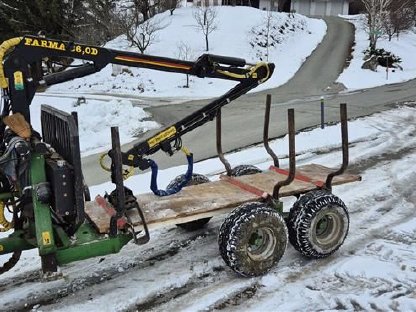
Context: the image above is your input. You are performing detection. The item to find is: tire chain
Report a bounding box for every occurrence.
[221,204,265,275]
[218,167,262,265]
[288,190,349,258]
[228,206,287,276]
[166,173,209,189]
[286,191,319,250]
[218,202,264,267]
[219,202,288,277]
[230,165,262,177]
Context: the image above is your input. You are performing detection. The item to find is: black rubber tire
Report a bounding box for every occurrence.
[230,165,262,177]
[287,190,349,259]
[218,165,263,261]
[218,202,288,277]
[169,173,212,231]
[218,202,261,267]
[166,173,210,189]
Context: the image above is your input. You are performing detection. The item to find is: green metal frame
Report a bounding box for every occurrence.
[0,153,133,269]
[54,223,132,265]
[31,154,57,256]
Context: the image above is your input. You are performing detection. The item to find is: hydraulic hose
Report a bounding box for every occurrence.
[0,37,22,89]
[216,62,271,82]
[99,153,134,180]
[149,147,193,196]
[0,200,12,232]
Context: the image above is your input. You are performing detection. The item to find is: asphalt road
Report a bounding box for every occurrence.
[82,17,416,186]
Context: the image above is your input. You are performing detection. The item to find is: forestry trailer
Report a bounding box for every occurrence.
[0,35,360,278]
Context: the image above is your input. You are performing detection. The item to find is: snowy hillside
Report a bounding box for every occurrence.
[48,7,326,98]
[30,95,160,156]
[32,7,327,157]
[28,11,416,161]
[338,15,416,90]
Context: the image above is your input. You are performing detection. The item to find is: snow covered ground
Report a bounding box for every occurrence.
[1,102,415,311]
[338,15,416,90]
[47,7,326,99]
[30,95,159,156]
[43,11,416,96]
[1,8,416,312]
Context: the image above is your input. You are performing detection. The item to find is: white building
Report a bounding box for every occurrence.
[191,0,351,16]
[290,0,350,16]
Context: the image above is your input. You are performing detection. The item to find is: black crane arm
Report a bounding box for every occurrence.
[0,35,274,168]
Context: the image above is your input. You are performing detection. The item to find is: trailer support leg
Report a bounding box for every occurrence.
[109,127,150,244]
[263,94,279,168]
[325,104,349,191]
[109,127,126,237]
[272,109,296,200]
[216,109,232,176]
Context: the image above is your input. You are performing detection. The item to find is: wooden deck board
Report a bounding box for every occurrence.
[136,180,255,224]
[296,164,360,186]
[85,164,361,233]
[229,171,314,195]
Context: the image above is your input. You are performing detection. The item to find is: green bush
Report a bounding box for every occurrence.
[363,48,402,68]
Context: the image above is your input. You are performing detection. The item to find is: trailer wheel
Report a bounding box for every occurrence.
[287,190,349,259]
[168,173,212,231]
[231,165,261,177]
[167,173,210,189]
[218,165,262,255]
[218,165,263,257]
[219,202,288,277]
[218,202,260,267]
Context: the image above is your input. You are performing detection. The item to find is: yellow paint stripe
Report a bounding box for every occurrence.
[115,56,191,71]
[0,37,22,88]
[148,126,177,148]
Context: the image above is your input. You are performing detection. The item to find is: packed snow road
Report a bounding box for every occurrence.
[0,103,415,311]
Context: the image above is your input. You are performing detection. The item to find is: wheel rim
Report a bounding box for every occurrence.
[247,227,276,261]
[313,208,344,247]
[316,216,330,237]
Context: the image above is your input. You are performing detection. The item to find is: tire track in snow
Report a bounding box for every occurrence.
[204,153,416,311]
[126,150,416,312]
[2,106,416,311]
[0,230,218,311]
[136,118,416,312]
[34,227,230,312]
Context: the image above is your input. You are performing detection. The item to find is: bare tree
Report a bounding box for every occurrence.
[383,0,415,41]
[176,41,195,87]
[193,6,218,51]
[361,0,393,52]
[248,11,279,61]
[261,11,275,62]
[123,13,168,53]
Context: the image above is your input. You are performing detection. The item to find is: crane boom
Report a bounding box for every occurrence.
[0,35,274,168]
